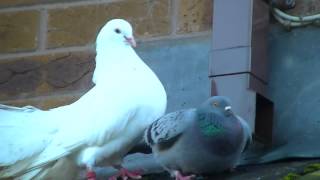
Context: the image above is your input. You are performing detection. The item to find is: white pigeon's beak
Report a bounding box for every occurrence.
[124,36,137,47]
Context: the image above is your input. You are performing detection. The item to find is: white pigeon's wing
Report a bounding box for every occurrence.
[13,86,140,176]
[32,157,78,180]
[0,107,58,166]
[0,104,40,112]
[144,109,196,146]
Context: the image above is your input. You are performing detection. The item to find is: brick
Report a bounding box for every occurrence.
[0,93,82,110]
[0,11,39,53]
[177,0,213,34]
[0,51,95,101]
[0,0,38,8]
[287,0,320,16]
[47,0,170,48]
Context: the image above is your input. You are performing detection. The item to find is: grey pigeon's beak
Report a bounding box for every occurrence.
[225,106,232,116]
[124,36,137,47]
[225,106,232,112]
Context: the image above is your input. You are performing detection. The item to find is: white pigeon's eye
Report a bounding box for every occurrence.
[114,28,121,34]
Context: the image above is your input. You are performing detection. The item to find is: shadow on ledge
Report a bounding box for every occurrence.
[79,152,320,180]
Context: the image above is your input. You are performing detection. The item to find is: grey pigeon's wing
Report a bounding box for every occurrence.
[237,115,253,151]
[144,109,196,147]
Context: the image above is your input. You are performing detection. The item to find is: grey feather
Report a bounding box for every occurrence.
[145,109,196,147]
[237,115,253,152]
[144,96,253,177]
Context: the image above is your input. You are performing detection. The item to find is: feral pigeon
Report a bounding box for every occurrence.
[0,19,167,180]
[145,96,252,180]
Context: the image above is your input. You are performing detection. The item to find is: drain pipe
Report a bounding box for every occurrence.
[210,0,273,144]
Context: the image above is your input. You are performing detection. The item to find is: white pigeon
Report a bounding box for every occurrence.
[0,19,167,180]
[145,96,252,180]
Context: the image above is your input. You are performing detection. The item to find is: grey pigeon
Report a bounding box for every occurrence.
[144,96,252,180]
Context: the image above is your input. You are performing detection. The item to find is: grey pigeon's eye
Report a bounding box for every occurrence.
[212,102,219,107]
[115,28,121,34]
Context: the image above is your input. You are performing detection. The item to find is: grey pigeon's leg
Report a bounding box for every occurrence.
[174,171,196,180]
[108,165,143,180]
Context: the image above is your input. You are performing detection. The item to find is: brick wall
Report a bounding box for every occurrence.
[287,0,320,15]
[0,0,212,109]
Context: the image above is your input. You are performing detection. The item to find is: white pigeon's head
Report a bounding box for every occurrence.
[96,19,136,50]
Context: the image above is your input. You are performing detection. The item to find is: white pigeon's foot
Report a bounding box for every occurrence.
[174,171,196,180]
[86,170,96,180]
[108,168,142,180]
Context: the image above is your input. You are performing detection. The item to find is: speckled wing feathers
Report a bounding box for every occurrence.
[145,109,196,146]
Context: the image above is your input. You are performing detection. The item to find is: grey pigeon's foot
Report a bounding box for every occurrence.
[174,171,196,180]
[108,168,142,180]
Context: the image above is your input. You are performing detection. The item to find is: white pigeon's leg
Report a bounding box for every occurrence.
[86,166,96,180]
[174,170,196,180]
[108,165,142,180]
[77,147,99,180]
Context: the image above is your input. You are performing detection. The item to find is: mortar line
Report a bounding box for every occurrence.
[171,0,179,36]
[38,8,48,51]
[137,30,211,42]
[0,91,87,104]
[0,45,94,61]
[0,0,124,13]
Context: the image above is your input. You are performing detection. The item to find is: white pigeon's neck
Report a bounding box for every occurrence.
[92,43,140,84]
[96,41,134,54]
[97,41,137,60]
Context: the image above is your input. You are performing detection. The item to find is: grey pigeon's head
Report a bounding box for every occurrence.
[199,96,233,117]
[195,96,244,156]
[96,19,136,50]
